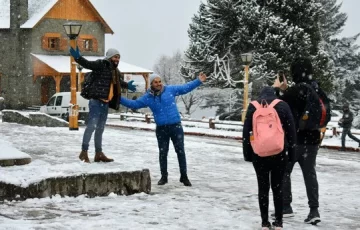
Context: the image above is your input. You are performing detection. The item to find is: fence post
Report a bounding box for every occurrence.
[145,114,151,124]
[209,118,215,129]
[332,127,337,137]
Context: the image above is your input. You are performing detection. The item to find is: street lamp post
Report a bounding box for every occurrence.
[76,64,83,92]
[63,22,82,130]
[241,53,253,123]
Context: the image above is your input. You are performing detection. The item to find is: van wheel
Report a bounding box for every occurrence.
[62,113,69,122]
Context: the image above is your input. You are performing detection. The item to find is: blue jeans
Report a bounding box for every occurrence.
[155,123,187,176]
[82,99,109,152]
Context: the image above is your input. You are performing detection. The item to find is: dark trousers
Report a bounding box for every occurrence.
[155,123,187,176]
[252,152,287,223]
[283,145,319,208]
[341,128,360,147]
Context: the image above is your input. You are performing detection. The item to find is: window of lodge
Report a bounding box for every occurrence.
[48,37,60,50]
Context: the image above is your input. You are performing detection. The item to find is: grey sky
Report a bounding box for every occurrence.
[91,0,201,70]
[338,0,360,38]
[91,0,359,71]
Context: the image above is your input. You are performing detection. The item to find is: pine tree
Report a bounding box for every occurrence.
[316,0,360,107]
[183,0,315,87]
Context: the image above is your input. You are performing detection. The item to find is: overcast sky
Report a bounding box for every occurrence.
[91,0,360,71]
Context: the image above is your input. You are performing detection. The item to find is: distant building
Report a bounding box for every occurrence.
[0,0,152,109]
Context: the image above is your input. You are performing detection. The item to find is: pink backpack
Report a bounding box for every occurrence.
[250,99,284,157]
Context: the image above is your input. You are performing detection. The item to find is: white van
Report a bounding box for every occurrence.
[39,92,89,121]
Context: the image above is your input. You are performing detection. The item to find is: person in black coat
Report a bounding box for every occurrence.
[243,86,296,229]
[70,47,136,163]
[272,57,322,224]
[338,103,360,150]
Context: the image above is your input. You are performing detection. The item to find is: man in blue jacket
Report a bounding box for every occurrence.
[120,72,207,186]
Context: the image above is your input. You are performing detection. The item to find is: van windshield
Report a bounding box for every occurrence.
[47,97,56,106]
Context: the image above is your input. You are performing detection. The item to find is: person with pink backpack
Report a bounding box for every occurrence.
[243,86,296,230]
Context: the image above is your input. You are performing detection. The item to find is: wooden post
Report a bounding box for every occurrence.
[69,39,78,131]
[333,127,337,137]
[53,75,62,93]
[209,118,215,129]
[143,73,149,90]
[241,65,249,123]
[145,114,151,124]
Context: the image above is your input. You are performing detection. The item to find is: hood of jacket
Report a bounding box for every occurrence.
[258,86,277,101]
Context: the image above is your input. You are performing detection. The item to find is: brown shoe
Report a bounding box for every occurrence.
[79,150,90,163]
[94,152,114,162]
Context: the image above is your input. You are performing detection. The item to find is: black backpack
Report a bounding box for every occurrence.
[298,82,331,130]
[80,72,94,100]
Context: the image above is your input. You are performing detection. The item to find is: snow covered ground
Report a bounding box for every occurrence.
[0,120,359,229]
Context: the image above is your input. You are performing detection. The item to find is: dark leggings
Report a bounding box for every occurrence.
[253,152,287,224]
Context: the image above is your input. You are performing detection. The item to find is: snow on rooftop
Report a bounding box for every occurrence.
[0,0,10,29]
[21,0,58,28]
[31,53,153,74]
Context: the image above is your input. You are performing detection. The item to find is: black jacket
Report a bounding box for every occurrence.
[277,83,321,145]
[243,87,297,163]
[340,110,354,128]
[75,56,128,110]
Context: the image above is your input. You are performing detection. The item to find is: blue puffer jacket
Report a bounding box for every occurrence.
[120,79,202,126]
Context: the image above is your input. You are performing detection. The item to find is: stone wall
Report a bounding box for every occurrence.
[2,110,68,127]
[0,169,151,201]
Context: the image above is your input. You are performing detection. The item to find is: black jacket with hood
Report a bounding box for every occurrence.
[276,58,322,145]
[340,110,354,129]
[243,86,297,163]
[75,56,128,110]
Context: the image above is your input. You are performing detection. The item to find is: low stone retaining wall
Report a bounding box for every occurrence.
[0,169,151,201]
[2,110,68,127]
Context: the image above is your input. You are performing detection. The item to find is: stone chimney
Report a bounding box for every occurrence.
[10,0,28,28]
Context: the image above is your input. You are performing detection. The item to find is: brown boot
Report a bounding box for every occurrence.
[94,152,114,162]
[79,150,90,163]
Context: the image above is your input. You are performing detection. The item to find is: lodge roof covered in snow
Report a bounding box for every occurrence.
[31,54,153,74]
[0,0,113,33]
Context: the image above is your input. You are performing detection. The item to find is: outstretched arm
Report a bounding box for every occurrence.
[120,95,148,109]
[171,72,207,96]
[74,57,105,71]
[70,46,104,71]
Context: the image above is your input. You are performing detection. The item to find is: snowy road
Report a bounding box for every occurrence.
[0,122,359,229]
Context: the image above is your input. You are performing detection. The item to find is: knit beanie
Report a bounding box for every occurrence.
[149,73,161,84]
[105,48,120,60]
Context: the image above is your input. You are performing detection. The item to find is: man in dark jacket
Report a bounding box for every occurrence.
[272,57,322,225]
[70,47,136,163]
[243,86,296,230]
[339,103,360,151]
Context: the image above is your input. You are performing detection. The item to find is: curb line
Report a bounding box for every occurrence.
[107,124,358,151]
[106,124,242,141]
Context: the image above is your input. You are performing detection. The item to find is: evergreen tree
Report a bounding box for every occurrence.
[183,0,315,88]
[183,0,360,119]
[316,0,360,107]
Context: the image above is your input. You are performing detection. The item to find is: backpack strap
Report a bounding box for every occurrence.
[251,101,261,110]
[268,99,282,108]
